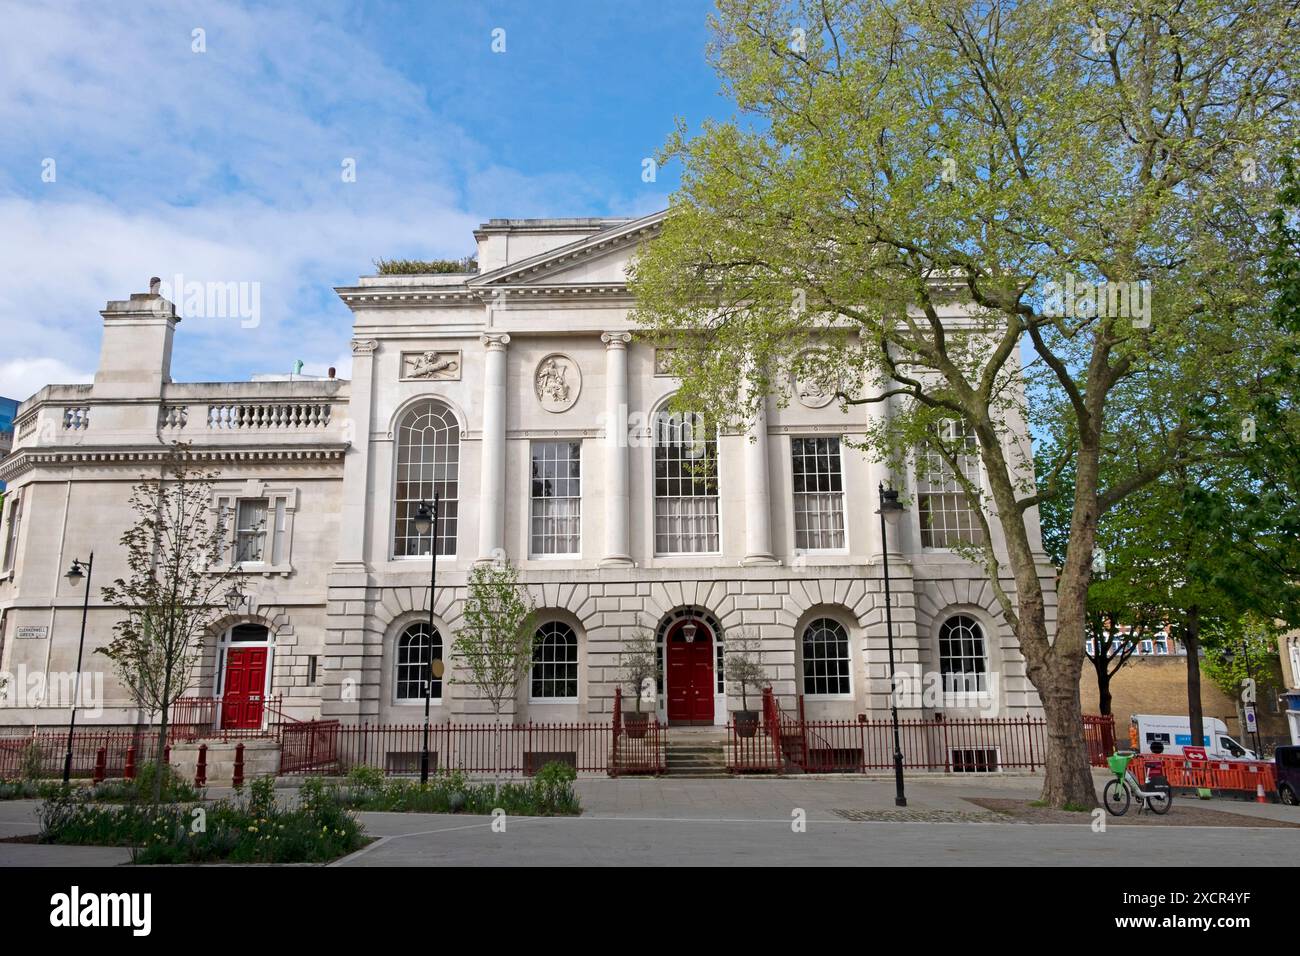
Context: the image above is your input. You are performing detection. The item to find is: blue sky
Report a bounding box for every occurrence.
[0,0,725,396]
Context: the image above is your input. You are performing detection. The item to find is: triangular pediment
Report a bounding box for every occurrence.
[469,210,665,288]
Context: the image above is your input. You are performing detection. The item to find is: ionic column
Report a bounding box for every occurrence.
[478,333,510,561]
[600,332,633,566]
[742,389,778,566]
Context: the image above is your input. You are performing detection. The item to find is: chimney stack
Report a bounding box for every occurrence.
[93,285,180,397]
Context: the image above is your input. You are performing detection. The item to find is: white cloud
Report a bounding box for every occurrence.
[0,357,92,404]
[0,0,634,388]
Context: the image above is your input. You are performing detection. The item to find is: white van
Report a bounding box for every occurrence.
[1131,714,1257,760]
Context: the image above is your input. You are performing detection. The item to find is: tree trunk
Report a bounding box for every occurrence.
[1030,654,1097,807]
[1033,538,1099,808]
[1185,604,1204,750]
[1094,657,1113,716]
[153,668,173,804]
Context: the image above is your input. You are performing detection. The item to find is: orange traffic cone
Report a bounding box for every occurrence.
[1256,782,1268,804]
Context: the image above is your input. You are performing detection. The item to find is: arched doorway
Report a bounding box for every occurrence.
[661,612,718,726]
[217,622,273,730]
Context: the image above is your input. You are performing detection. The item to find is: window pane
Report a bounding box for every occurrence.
[235,498,268,562]
[917,421,985,549]
[792,437,845,549]
[801,619,851,695]
[530,442,581,555]
[396,623,443,701]
[653,411,719,553]
[939,615,987,694]
[531,622,579,699]
[394,401,460,556]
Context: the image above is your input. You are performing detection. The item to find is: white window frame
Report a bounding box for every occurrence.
[916,420,986,550]
[653,409,721,556]
[1140,639,1154,655]
[800,618,854,699]
[393,621,443,705]
[938,614,990,697]
[529,621,580,703]
[393,399,460,560]
[214,486,297,574]
[791,436,848,552]
[234,498,269,564]
[529,441,582,558]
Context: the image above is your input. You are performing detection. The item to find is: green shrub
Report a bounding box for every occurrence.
[0,779,42,800]
[74,762,200,805]
[36,778,366,865]
[336,762,580,816]
[19,741,44,782]
[372,256,476,275]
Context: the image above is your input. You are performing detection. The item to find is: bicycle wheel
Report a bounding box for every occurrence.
[1145,786,1173,815]
[1103,779,1130,816]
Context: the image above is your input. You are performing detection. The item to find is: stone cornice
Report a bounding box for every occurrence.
[0,445,348,482]
[335,282,636,309]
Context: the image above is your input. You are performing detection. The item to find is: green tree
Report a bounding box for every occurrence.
[452,560,535,774]
[99,444,243,804]
[631,0,1295,806]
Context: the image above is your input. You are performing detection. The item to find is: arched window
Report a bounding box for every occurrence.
[939,615,987,694]
[801,618,851,696]
[394,400,460,557]
[395,622,442,701]
[653,409,719,554]
[531,622,579,700]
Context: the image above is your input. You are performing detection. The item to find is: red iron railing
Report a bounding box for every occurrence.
[279,720,620,776]
[0,730,152,779]
[168,696,285,741]
[728,694,1117,774]
[609,688,666,776]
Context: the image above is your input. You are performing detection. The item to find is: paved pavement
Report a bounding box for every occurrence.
[1,771,1296,866]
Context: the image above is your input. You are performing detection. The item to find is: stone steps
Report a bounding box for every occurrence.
[664,734,728,778]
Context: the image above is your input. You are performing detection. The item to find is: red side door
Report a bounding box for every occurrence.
[666,621,714,724]
[221,647,268,730]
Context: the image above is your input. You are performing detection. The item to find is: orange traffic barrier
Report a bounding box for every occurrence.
[1134,754,1276,796]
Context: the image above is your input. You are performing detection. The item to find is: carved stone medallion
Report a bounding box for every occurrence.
[793,350,837,408]
[535,354,580,413]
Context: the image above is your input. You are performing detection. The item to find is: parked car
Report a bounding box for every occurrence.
[1276,745,1300,806]
[1130,714,1258,760]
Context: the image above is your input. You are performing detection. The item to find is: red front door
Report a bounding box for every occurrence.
[221,647,268,730]
[666,620,714,724]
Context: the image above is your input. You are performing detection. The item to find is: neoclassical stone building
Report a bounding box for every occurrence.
[0,211,1053,733]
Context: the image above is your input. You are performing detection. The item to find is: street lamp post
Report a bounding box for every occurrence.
[62,554,94,788]
[876,485,907,808]
[412,492,441,785]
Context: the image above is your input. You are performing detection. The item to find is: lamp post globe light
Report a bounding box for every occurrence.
[61,554,94,787]
[412,493,440,785]
[875,484,908,808]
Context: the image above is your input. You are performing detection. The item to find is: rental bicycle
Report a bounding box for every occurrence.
[1103,751,1172,816]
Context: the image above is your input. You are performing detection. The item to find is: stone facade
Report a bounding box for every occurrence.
[0,211,1053,734]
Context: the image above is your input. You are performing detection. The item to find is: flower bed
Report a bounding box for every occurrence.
[337,762,581,816]
[37,777,366,865]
